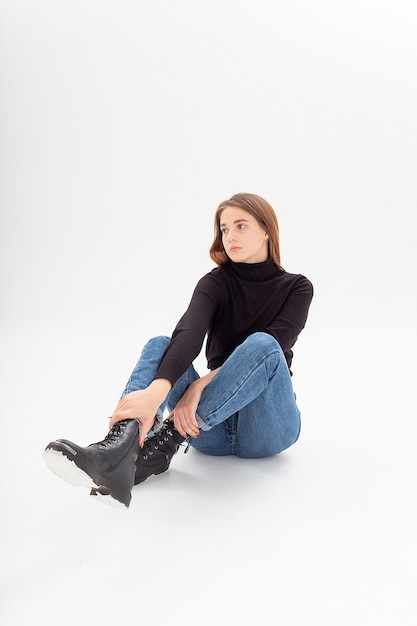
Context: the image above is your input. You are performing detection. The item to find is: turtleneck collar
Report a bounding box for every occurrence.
[225,257,283,282]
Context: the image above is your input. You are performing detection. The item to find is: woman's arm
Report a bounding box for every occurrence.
[155,273,219,386]
[266,275,313,353]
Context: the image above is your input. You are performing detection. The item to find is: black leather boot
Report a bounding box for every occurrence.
[43,419,140,508]
[134,419,190,485]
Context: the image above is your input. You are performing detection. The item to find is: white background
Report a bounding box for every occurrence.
[1,1,416,624]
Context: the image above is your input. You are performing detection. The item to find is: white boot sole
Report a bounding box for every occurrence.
[43,448,126,509]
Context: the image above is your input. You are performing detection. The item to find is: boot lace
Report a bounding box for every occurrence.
[140,420,191,460]
[92,420,129,449]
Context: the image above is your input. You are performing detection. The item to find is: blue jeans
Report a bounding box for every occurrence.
[121,333,301,458]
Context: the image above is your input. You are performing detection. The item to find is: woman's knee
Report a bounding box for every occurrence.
[240,333,283,366]
[244,332,281,353]
[143,335,170,352]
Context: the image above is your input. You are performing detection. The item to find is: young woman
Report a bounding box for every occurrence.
[43,193,314,508]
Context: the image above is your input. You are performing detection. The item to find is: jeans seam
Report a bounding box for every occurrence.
[231,414,238,455]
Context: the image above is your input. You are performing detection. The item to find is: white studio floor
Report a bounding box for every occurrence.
[2,1,417,623]
[1,321,416,626]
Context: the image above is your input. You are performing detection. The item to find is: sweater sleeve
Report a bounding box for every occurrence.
[155,274,218,385]
[265,275,314,354]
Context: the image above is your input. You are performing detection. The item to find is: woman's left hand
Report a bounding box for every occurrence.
[168,381,202,439]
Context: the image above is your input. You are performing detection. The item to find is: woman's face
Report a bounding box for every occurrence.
[220,206,269,264]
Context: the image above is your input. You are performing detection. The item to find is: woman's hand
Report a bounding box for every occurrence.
[169,368,220,438]
[109,379,171,446]
[168,380,202,439]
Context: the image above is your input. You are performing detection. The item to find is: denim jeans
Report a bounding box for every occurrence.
[121,332,301,458]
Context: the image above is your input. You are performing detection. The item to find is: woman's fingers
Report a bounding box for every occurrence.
[173,409,200,438]
[138,416,155,447]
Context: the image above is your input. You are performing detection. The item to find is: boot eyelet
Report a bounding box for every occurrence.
[143,455,148,460]
[149,450,153,455]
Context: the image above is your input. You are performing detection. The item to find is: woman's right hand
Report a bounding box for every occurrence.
[109,379,171,446]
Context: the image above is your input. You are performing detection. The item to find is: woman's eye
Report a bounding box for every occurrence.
[237,224,245,230]
[221,228,229,234]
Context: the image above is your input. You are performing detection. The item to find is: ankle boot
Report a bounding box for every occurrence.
[43,419,140,508]
[134,419,190,485]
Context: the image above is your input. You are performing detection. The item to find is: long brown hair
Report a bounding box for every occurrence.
[209,193,284,269]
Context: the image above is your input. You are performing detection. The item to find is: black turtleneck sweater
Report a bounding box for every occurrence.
[156,258,313,385]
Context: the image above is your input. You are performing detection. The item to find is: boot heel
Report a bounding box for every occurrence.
[90,484,131,508]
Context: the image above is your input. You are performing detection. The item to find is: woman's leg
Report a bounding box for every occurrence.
[170,332,300,458]
[121,335,171,396]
